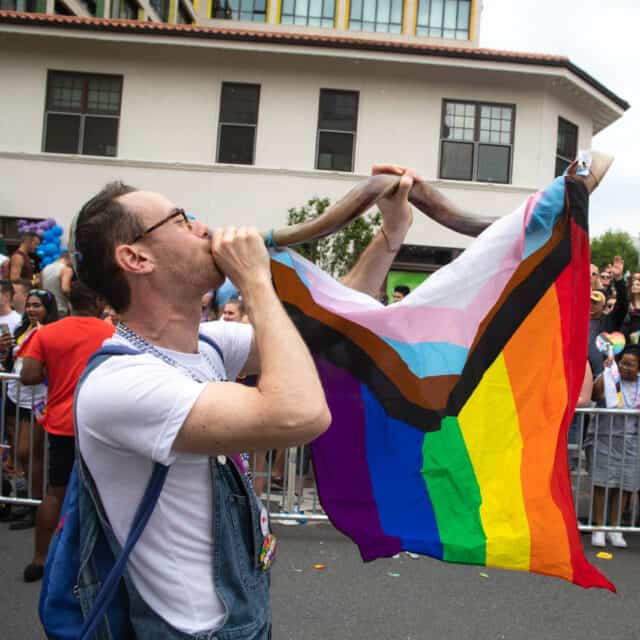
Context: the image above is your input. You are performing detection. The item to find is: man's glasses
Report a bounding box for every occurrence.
[132,208,191,244]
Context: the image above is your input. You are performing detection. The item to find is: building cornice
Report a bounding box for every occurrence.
[0,10,630,112]
[0,150,540,195]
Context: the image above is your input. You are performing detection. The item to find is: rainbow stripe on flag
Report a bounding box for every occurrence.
[271,176,614,590]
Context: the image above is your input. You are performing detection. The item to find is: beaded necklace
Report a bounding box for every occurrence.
[116,322,226,383]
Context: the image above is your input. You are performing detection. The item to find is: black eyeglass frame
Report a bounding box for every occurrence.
[131,208,190,244]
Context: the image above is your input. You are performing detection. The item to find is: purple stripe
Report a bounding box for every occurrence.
[312,358,402,560]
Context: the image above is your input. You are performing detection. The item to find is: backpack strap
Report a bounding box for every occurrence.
[198,332,224,363]
[75,344,170,640]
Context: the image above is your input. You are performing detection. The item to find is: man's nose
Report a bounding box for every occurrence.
[190,219,209,238]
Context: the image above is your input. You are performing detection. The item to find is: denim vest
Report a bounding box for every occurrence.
[76,372,272,639]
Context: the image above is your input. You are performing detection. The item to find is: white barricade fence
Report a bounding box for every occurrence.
[0,372,47,510]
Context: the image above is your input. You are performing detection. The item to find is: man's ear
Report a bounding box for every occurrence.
[114,244,154,275]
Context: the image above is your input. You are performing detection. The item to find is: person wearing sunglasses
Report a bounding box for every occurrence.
[71,166,415,639]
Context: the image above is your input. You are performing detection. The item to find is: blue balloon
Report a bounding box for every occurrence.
[52,225,64,237]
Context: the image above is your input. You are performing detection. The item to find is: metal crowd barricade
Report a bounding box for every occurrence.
[571,407,640,534]
[248,447,329,524]
[252,407,640,535]
[0,372,46,509]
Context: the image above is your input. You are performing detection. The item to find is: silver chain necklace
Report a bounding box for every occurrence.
[116,322,226,383]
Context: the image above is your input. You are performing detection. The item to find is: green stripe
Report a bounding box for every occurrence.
[422,416,486,564]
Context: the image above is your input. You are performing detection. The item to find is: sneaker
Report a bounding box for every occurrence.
[591,531,606,547]
[607,532,627,548]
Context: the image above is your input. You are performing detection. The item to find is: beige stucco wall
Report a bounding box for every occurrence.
[0,30,601,249]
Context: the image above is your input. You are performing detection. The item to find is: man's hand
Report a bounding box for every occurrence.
[372,164,418,250]
[210,227,271,292]
[609,256,624,282]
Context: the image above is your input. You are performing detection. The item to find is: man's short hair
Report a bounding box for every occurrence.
[69,281,102,316]
[0,279,13,298]
[225,298,245,314]
[11,278,31,294]
[394,285,411,297]
[74,181,141,314]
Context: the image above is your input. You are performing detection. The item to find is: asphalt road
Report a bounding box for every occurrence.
[2,520,639,640]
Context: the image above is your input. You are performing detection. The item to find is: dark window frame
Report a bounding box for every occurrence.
[281,0,335,27]
[211,0,267,22]
[111,0,138,19]
[42,70,123,157]
[348,0,404,33]
[416,0,471,39]
[216,82,261,166]
[555,117,578,177]
[149,0,169,20]
[315,88,359,173]
[438,98,516,184]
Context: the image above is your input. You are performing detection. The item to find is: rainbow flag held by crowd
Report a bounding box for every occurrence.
[270,176,615,591]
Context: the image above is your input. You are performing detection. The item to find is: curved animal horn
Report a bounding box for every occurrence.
[263,174,496,248]
[262,150,613,249]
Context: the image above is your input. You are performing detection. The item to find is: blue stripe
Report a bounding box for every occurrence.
[362,384,443,558]
[270,250,311,287]
[524,177,566,258]
[382,339,468,377]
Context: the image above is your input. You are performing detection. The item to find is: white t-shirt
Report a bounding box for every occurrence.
[0,310,22,334]
[77,321,252,634]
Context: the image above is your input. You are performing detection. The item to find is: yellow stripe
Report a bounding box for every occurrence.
[193,0,199,11]
[206,0,212,18]
[468,0,475,41]
[137,6,145,19]
[458,353,531,570]
[412,0,419,34]
[343,0,350,29]
[168,0,177,21]
[276,0,282,23]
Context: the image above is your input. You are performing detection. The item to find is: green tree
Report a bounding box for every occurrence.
[590,230,639,272]
[286,197,382,277]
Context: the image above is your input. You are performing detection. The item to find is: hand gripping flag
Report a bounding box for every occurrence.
[270,175,614,591]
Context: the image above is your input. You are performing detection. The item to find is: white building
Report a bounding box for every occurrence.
[0,3,629,274]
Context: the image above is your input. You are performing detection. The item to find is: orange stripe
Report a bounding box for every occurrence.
[503,286,572,580]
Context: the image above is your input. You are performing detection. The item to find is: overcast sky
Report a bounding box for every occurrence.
[479,0,638,241]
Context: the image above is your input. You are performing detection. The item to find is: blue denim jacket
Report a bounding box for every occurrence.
[76,451,272,639]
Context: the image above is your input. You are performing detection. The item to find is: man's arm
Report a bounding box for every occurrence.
[20,357,46,385]
[173,227,331,455]
[60,265,73,298]
[9,253,23,281]
[340,165,415,297]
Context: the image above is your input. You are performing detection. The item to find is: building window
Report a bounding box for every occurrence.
[211,0,266,21]
[555,117,578,177]
[111,0,138,19]
[439,100,514,184]
[349,0,403,33]
[217,83,260,165]
[149,0,169,20]
[316,89,358,172]
[177,1,192,22]
[0,0,38,10]
[43,71,122,157]
[417,0,471,40]
[281,0,334,27]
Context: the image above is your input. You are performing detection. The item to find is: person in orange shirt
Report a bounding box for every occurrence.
[19,282,114,582]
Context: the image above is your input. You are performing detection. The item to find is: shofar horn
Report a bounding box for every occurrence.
[263,150,613,248]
